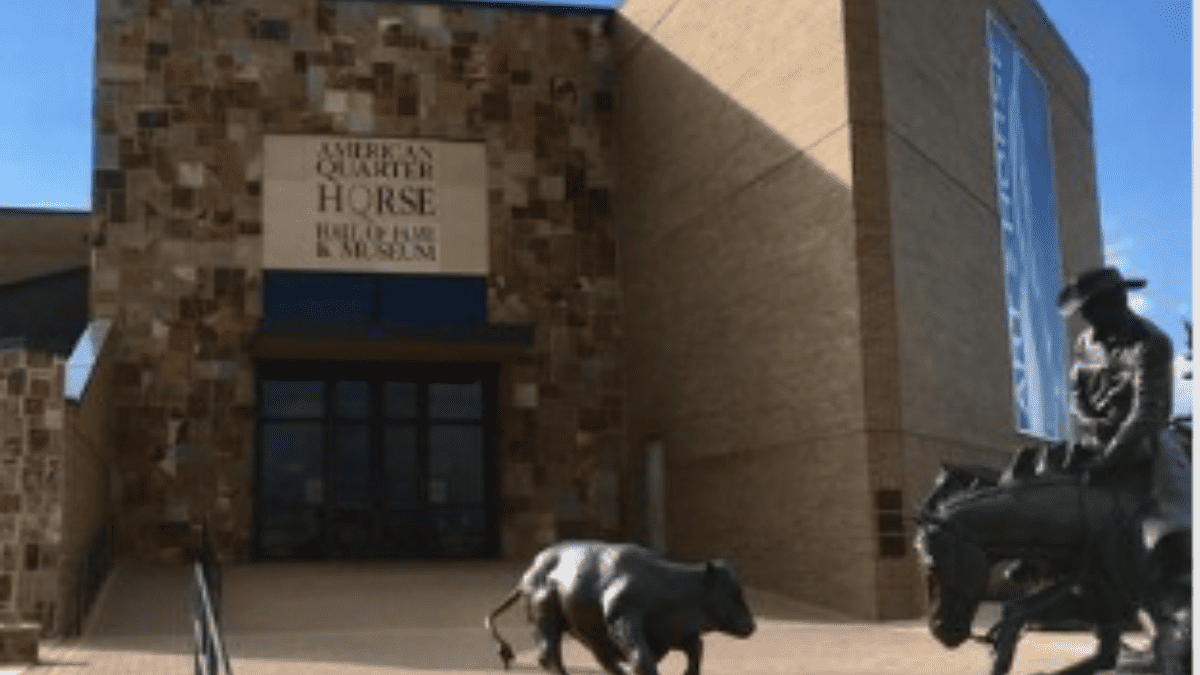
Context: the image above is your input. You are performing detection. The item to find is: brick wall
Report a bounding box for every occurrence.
[90,0,623,562]
[613,0,878,617]
[614,0,1102,620]
[57,329,118,637]
[857,0,1103,618]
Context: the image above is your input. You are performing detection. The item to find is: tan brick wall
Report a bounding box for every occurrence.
[57,329,118,637]
[90,0,623,563]
[864,0,1104,618]
[614,0,876,617]
[617,0,1102,620]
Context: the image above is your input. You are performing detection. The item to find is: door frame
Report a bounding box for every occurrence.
[250,359,501,560]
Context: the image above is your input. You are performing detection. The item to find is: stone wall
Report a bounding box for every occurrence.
[90,0,623,561]
[0,348,67,635]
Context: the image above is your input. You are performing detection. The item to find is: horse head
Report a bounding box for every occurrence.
[912,511,991,648]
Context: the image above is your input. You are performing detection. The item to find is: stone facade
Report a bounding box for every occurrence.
[90,0,622,564]
[0,349,67,635]
[0,0,1100,628]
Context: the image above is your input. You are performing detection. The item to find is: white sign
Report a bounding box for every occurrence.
[262,135,488,274]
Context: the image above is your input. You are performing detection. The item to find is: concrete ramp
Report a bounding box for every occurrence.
[32,558,1107,674]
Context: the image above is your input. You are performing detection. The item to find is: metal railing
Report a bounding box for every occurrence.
[189,527,233,675]
[70,523,113,636]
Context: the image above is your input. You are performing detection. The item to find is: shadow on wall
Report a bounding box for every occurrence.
[613,10,880,618]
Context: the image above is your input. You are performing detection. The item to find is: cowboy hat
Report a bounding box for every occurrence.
[1057,266,1146,316]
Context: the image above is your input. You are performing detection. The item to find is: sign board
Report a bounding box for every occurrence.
[263,135,488,275]
[986,12,1070,441]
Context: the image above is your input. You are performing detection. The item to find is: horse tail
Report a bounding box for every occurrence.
[485,586,524,670]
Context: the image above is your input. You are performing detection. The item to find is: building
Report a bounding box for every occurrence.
[0,0,1102,634]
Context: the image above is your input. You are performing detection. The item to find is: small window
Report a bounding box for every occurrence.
[875,488,906,559]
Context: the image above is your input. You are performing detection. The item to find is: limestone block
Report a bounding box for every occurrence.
[0,621,38,663]
[513,382,538,410]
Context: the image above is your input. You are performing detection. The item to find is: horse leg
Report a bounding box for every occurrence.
[985,579,1078,675]
[1146,594,1190,675]
[1037,598,1130,675]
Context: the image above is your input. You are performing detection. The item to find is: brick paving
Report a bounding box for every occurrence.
[15,560,1119,674]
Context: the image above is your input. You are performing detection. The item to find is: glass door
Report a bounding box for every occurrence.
[258,380,326,559]
[253,361,498,559]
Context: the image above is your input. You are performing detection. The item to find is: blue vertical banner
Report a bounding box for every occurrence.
[986,12,1069,441]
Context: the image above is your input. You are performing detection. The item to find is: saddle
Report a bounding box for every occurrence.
[1000,435,1191,557]
[999,442,1089,485]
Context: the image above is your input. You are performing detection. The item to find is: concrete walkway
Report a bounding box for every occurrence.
[17,559,1121,674]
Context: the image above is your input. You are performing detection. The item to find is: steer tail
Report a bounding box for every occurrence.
[485,587,523,670]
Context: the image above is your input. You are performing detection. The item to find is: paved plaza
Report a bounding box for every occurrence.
[15,560,1116,674]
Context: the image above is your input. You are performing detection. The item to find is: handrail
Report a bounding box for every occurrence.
[190,528,233,675]
[70,523,113,636]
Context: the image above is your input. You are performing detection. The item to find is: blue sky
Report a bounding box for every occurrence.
[1034,0,1193,417]
[0,0,1192,415]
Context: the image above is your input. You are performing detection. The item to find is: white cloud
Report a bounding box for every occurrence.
[1174,354,1193,417]
[28,201,84,209]
[1104,235,1134,261]
[1128,292,1152,315]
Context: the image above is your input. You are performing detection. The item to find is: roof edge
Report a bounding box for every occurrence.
[338,0,616,17]
[0,206,92,217]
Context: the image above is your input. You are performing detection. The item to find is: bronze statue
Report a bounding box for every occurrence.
[913,268,1191,675]
[1059,268,1190,559]
[485,541,755,675]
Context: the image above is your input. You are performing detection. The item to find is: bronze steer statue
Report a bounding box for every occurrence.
[486,541,756,675]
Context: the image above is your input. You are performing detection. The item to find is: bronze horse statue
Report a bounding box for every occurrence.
[914,445,1190,675]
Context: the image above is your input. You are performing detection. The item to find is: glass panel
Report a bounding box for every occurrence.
[382,508,428,556]
[260,422,324,504]
[430,505,487,531]
[64,319,113,402]
[428,425,484,504]
[259,422,324,557]
[261,380,324,418]
[429,381,482,420]
[335,381,370,419]
[429,505,487,556]
[384,381,418,419]
[331,425,372,508]
[383,425,418,508]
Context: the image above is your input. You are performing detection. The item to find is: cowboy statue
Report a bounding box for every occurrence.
[1057,266,1191,572]
[912,267,1191,675]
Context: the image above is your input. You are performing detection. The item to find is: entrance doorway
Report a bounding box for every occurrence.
[253,360,499,559]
